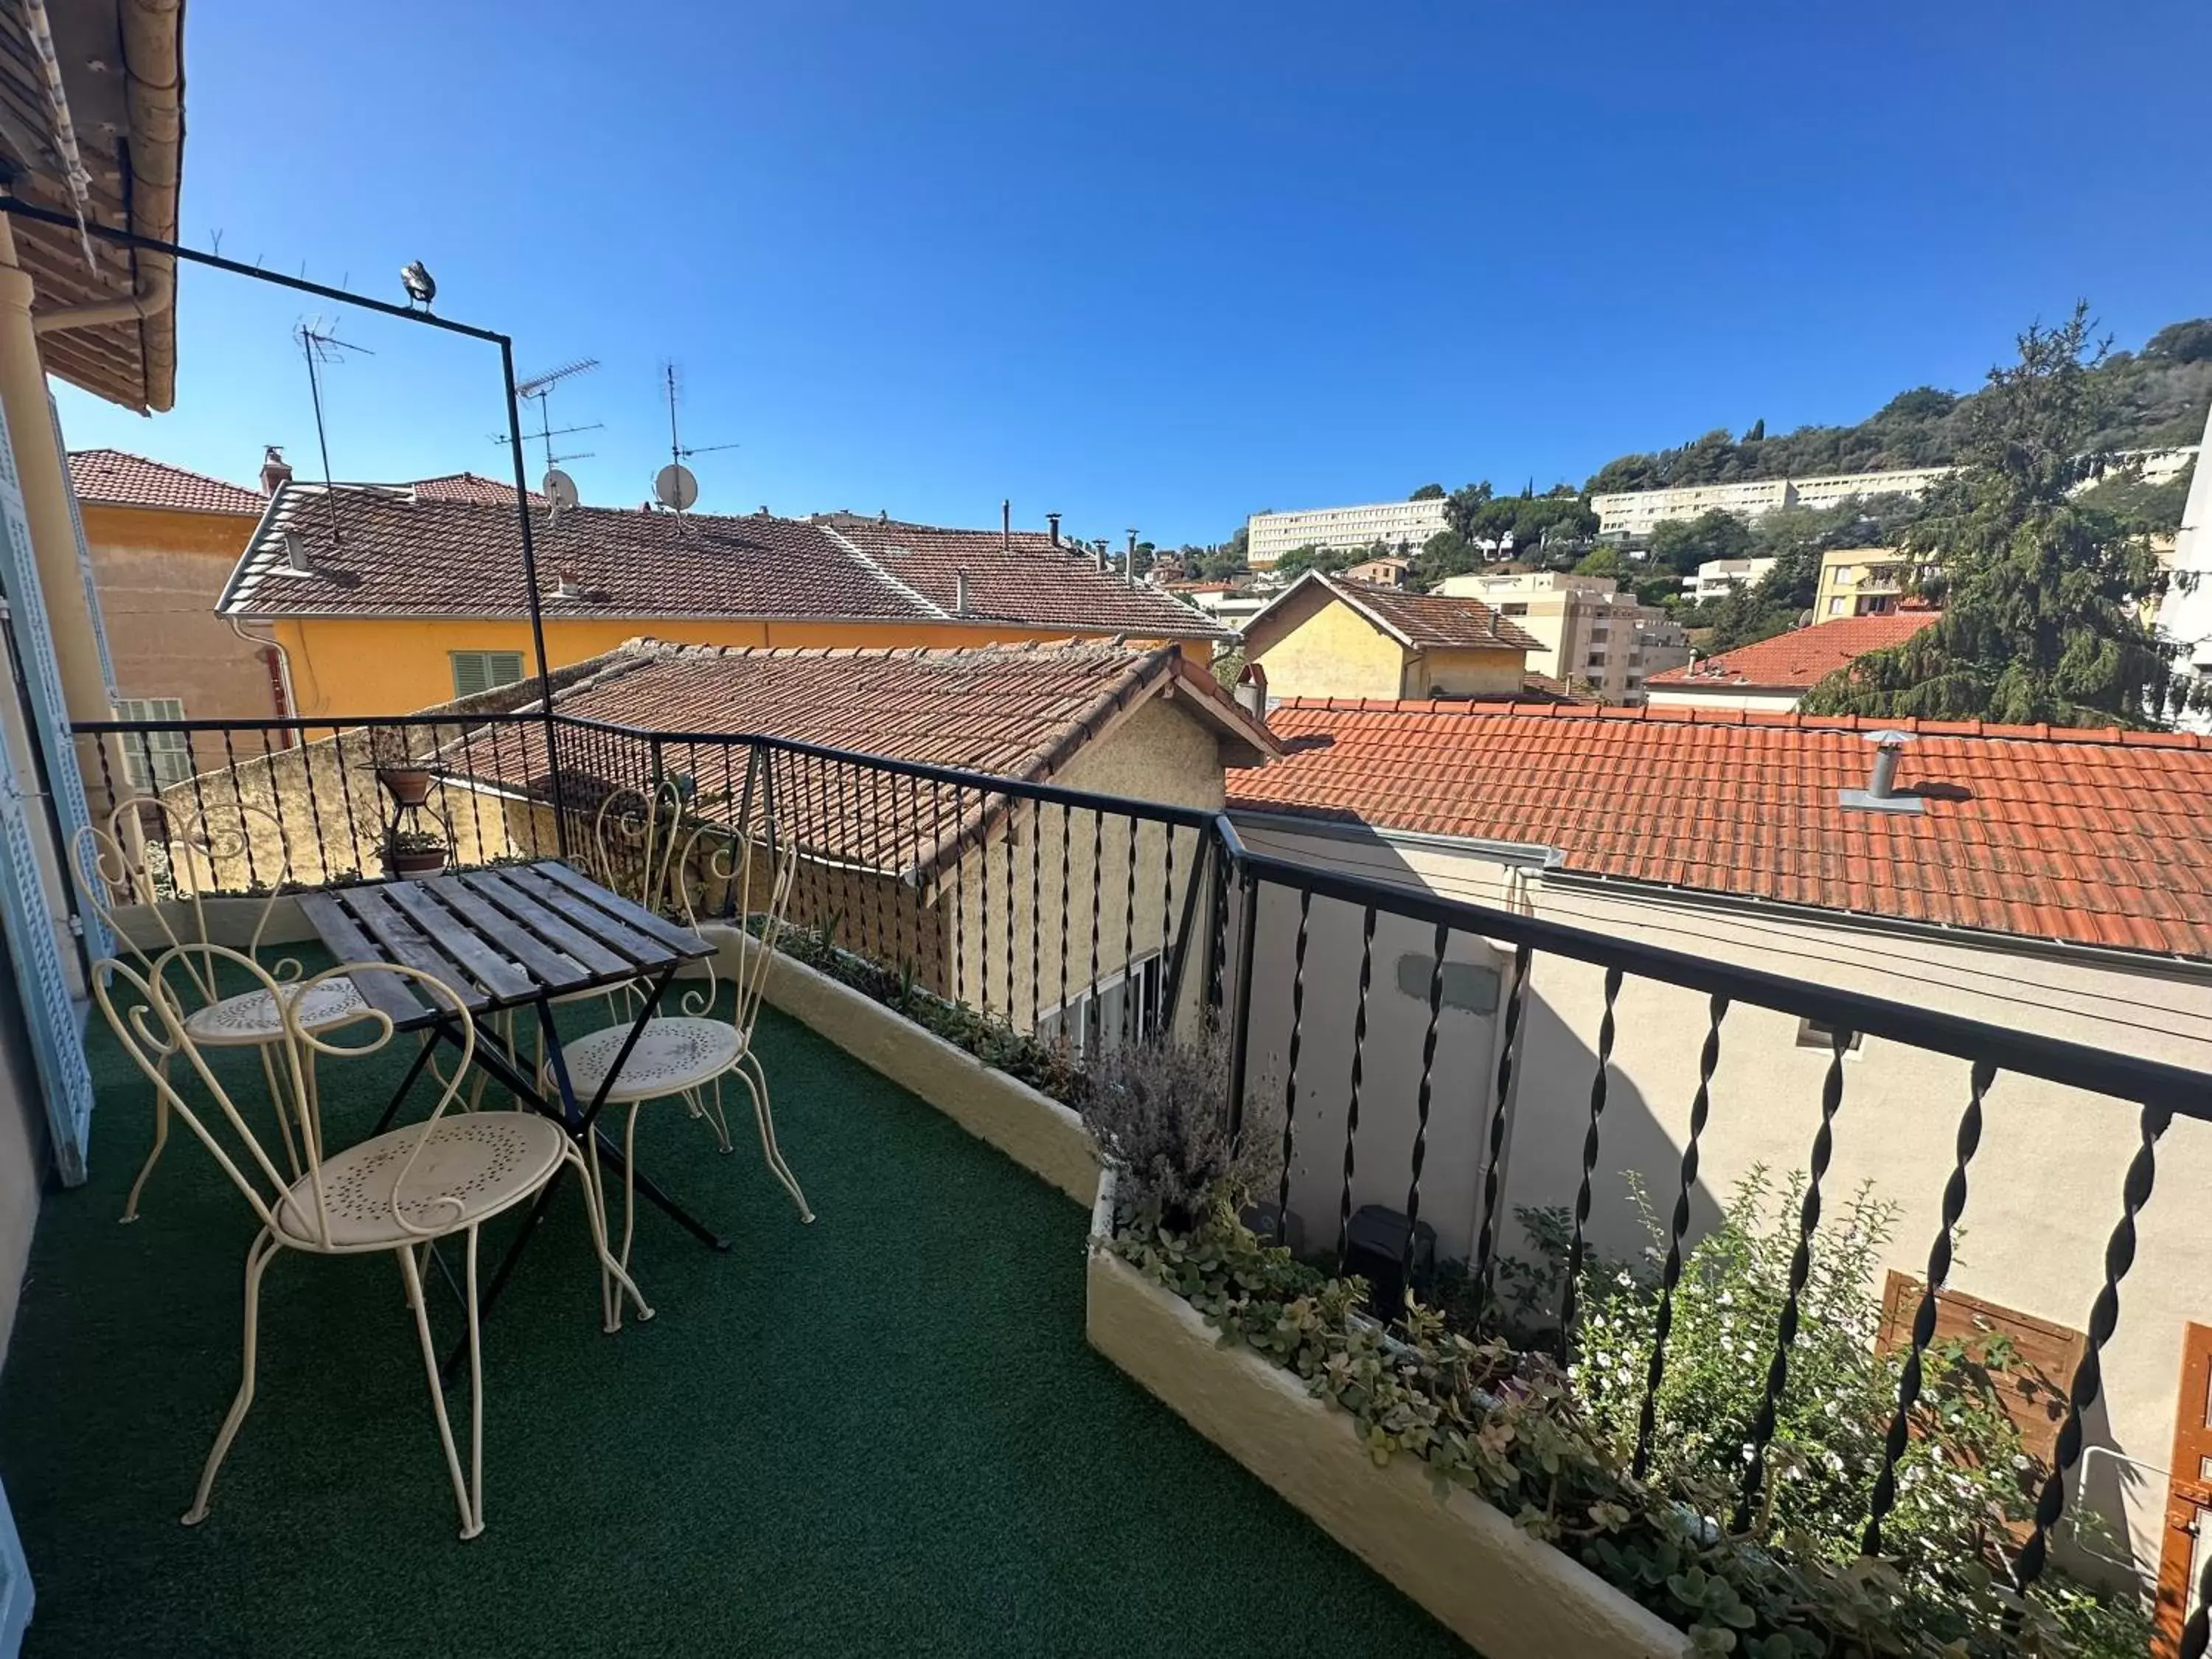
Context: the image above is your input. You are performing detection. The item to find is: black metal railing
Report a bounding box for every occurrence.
[71,706,2212,1647]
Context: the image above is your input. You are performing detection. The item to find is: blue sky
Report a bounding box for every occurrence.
[52,0,2212,548]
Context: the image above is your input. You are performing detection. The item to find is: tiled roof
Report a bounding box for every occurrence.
[67,451,263,516]
[408,472,546,505]
[1245,573,1544,655]
[1648,611,1938,690]
[1227,698,2212,961]
[218,486,1230,641]
[813,515,1228,640]
[446,638,1276,877]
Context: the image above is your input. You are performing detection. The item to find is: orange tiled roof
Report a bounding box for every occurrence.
[67,450,263,516]
[1245,572,1544,655]
[1228,698,2212,960]
[1648,611,1938,690]
[408,472,547,505]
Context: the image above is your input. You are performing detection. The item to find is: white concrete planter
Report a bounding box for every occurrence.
[706,925,1098,1208]
[1084,1170,1691,1659]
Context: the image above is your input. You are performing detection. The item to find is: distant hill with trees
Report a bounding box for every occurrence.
[1584,316,2212,496]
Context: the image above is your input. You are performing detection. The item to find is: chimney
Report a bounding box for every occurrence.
[1234,660,1269,724]
[1094,539,1108,572]
[260,445,292,495]
[553,566,582,600]
[1046,512,1061,546]
[1840,729,1924,815]
[1001,498,1012,556]
[1125,529,1138,587]
[954,569,971,614]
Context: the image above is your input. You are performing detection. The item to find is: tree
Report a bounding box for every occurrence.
[1271,544,1354,580]
[1409,483,1446,501]
[1648,509,1753,576]
[1412,529,1481,588]
[1744,417,1766,442]
[2144,319,2212,364]
[1572,546,1622,578]
[1802,305,2196,728]
[1443,481,1493,540]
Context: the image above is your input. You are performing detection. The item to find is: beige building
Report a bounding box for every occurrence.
[1593,465,1956,539]
[1817,544,1908,618]
[1246,498,1450,568]
[1240,574,1538,702]
[1344,554,1413,588]
[1228,696,2212,1601]
[1436,570,1688,703]
[1691,554,1777,599]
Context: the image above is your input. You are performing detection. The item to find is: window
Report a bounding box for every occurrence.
[1037,952,1165,1057]
[114,697,192,790]
[451,650,526,699]
[1826,596,1848,616]
[1499,602,1528,616]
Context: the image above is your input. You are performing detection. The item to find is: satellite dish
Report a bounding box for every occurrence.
[543,468,580,510]
[654,462,699,512]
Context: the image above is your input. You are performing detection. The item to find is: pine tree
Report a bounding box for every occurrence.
[1801,305,2196,728]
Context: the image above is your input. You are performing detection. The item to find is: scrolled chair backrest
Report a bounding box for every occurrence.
[728,832,797,1040]
[593,776,763,1018]
[91,945,477,1250]
[72,798,310,1010]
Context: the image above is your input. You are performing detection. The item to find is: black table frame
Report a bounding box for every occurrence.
[295,861,731,1379]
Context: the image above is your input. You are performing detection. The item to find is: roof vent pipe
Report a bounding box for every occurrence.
[281,530,313,575]
[1124,529,1138,587]
[1094,539,1108,572]
[1001,498,1012,556]
[954,569,971,615]
[1839,728,1924,815]
[1046,512,1061,546]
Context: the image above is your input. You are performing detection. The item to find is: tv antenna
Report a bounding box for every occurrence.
[295,317,372,543]
[654,362,739,524]
[493,357,602,511]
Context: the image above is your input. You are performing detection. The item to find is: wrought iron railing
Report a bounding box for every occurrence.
[71,707,2212,1647]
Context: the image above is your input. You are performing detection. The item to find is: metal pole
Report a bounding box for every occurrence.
[498,337,564,857]
[0,196,571,858]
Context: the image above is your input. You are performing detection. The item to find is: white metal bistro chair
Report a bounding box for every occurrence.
[72,799,370,1221]
[90,945,652,1541]
[560,837,807,1326]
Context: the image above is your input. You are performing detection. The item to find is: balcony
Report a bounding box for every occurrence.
[0,962,1472,1658]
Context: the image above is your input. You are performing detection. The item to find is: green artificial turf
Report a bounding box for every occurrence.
[0,962,1471,1658]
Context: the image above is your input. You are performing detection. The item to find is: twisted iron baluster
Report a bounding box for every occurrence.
[976,790,992,1010]
[1334,904,1378,1273]
[1088,810,1105,1044]
[1558,965,1624,1365]
[2013,1103,2174,1595]
[1634,992,1729,1479]
[1471,942,1535,1321]
[1058,801,1072,1023]
[257,730,296,879]
[909,773,925,970]
[1121,814,1139,1046]
[1737,1023,1854,1531]
[1029,796,1043,1026]
[1004,803,1017,1026]
[1400,922,1450,1298]
[1207,838,1230,1017]
[1862,1057,1994,1557]
[1159,823,1175,1032]
[1274,888,1312,1247]
[950,784,966,1003]
[296,726,333,882]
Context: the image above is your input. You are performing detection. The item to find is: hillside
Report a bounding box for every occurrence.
[1585,317,2212,495]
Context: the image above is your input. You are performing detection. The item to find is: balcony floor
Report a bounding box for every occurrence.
[1,971,1468,1657]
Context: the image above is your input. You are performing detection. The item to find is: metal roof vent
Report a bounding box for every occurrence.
[268,529,316,577]
[1839,728,1923,815]
[552,567,582,601]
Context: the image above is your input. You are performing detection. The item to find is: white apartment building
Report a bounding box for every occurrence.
[1246,498,1450,568]
[1691,556,1778,599]
[1594,445,2199,540]
[1436,569,1689,703]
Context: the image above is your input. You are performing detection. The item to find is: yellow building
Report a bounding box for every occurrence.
[1238,573,1539,702]
[215,487,1230,717]
[1815,545,1908,619]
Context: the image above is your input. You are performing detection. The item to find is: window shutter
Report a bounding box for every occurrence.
[490,652,524,687]
[0,1474,31,1658]
[452,652,490,699]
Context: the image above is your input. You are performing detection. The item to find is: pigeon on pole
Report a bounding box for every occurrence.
[400,260,436,312]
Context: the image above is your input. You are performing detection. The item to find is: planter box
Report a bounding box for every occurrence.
[707,926,1098,1208]
[1084,1173,1691,1659]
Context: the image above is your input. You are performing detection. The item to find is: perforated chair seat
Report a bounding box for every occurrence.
[184,975,368,1047]
[559,1018,742,1104]
[273,1113,568,1250]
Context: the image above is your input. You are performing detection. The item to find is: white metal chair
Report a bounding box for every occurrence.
[72,799,370,1221]
[91,944,652,1541]
[560,837,807,1326]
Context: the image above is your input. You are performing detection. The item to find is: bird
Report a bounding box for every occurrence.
[400,260,436,310]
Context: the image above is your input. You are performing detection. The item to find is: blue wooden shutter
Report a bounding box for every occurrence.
[0,399,99,1183]
[0,1475,30,1657]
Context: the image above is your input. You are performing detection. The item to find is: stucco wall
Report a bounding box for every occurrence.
[1405,647,1528,699]
[1231,815,2212,1593]
[1643,687,1802,713]
[1247,599,1408,701]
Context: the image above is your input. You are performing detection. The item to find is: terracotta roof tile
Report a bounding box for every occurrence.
[1229,699,2212,961]
[67,450,262,515]
[1647,611,1939,690]
[408,472,546,505]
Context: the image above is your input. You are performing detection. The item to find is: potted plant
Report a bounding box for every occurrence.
[383,827,448,877]
[375,765,437,809]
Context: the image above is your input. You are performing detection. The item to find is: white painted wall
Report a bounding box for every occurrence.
[1231,813,2212,1593]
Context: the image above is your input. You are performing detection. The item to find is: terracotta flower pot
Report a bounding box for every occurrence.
[383,846,448,877]
[377,767,436,808]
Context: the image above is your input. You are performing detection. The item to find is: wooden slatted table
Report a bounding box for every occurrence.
[296,860,724,1369]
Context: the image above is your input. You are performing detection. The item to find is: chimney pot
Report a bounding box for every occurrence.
[954,569,971,615]
[1001,498,1012,557]
[260,445,293,496]
[1046,512,1061,546]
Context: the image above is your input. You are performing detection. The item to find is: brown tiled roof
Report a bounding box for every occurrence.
[408,472,546,505]
[1244,572,1543,655]
[1228,698,2212,960]
[447,638,1276,877]
[1648,611,1939,690]
[218,487,1230,641]
[813,515,1228,639]
[68,451,263,516]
